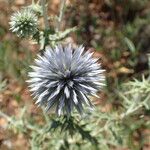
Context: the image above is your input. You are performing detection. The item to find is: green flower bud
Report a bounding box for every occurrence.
[9,9,38,38]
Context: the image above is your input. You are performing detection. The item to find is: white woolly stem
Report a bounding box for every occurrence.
[56,0,66,32]
[41,0,49,30]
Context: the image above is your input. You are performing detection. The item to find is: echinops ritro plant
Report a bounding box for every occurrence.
[27,44,105,116]
[9,8,38,38]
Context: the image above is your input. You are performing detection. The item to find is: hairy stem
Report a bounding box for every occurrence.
[56,0,66,32]
[41,0,49,30]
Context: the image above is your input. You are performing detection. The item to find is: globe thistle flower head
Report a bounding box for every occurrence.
[9,9,38,38]
[27,45,105,116]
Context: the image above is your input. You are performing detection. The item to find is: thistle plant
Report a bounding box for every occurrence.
[27,45,105,116]
[9,0,105,116]
[9,8,38,38]
[0,1,150,150]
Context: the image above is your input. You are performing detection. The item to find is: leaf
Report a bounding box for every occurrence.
[50,119,62,131]
[110,127,123,145]
[75,124,98,146]
[124,37,136,53]
[0,79,7,92]
[49,27,77,41]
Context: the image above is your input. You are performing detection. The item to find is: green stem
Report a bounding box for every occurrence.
[56,0,66,32]
[41,0,49,30]
[42,107,50,123]
[147,53,150,79]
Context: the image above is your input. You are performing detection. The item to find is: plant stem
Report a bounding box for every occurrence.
[41,0,49,30]
[56,0,66,32]
[147,53,150,79]
[120,104,143,119]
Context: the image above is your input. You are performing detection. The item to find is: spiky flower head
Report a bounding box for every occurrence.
[27,45,105,116]
[9,9,38,38]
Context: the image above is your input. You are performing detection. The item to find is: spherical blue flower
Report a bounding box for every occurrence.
[27,45,105,116]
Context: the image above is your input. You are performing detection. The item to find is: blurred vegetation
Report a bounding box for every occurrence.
[0,0,150,150]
